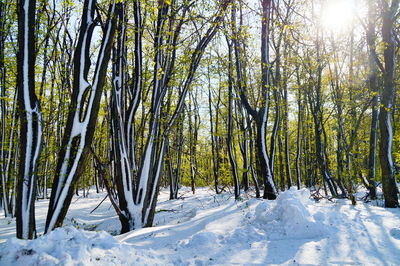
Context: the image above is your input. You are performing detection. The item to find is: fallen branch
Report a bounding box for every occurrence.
[90,195,109,214]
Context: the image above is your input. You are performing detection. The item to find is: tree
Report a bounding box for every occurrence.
[15,0,43,240]
[234,0,277,199]
[378,0,399,208]
[104,0,232,233]
[366,0,379,200]
[45,0,119,232]
[226,29,240,199]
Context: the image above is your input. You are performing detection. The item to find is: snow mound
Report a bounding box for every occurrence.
[184,231,218,248]
[254,188,326,240]
[0,226,167,266]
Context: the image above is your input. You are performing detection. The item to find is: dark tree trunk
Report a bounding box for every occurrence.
[238,106,250,192]
[283,82,292,189]
[188,94,197,195]
[0,0,13,218]
[269,89,280,178]
[255,114,277,199]
[226,36,240,199]
[278,134,285,191]
[208,65,220,194]
[366,0,379,200]
[167,113,183,200]
[378,0,399,208]
[313,112,338,197]
[295,72,302,189]
[175,115,184,198]
[248,117,260,197]
[16,0,42,240]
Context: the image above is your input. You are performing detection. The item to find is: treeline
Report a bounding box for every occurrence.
[0,0,399,239]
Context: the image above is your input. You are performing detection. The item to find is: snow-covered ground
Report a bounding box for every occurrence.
[1,187,400,265]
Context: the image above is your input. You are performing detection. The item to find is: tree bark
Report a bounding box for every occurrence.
[366,0,379,200]
[227,35,240,199]
[16,0,43,240]
[208,64,220,194]
[295,70,302,189]
[378,0,399,208]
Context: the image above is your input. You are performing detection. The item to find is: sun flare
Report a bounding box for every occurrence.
[321,0,356,33]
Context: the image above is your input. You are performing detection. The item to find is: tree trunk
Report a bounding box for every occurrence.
[255,113,277,199]
[366,0,379,200]
[378,0,399,208]
[278,134,285,191]
[248,117,260,197]
[16,0,42,240]
[208,65,220,194]
[0,0,13,218]
[188,95,196,194]
[295,73,302,189]
[283,82,292,189]
[227,36,240,199]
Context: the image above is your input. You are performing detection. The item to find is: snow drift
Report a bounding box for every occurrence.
[254,187,326,239]
[0,226,166,265]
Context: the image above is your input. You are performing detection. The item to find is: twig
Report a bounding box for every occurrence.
[156,209,178,213]
[90,195,108,214]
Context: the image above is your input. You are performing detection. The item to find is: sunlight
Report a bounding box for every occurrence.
[321,0,356,33]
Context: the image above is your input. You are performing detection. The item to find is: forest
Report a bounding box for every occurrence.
[0,0,399,263]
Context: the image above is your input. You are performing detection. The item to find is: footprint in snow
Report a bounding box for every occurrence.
[389,228,400,240]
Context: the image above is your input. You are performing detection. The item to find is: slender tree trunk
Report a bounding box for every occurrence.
[366,0,379,199]
[238,106,250,191]
[269,89,280,177]
[0,0,13,218]
[188,95,196,194]
[303,106,312,188]
[166,138,175,200]
[283,81,292,189]
[278,134,285,191]
[175,114,184,198]
[295,72,302,189]
[255,114,277,199]
[248,118,260,198]
[234,5,250,193]
[168,113,183,200]
[208,65,220,194]
[227,36,240,199]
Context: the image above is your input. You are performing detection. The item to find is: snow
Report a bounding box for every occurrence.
[254,188,326,240]
[0,226,163,265]
[1,187,400,265]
